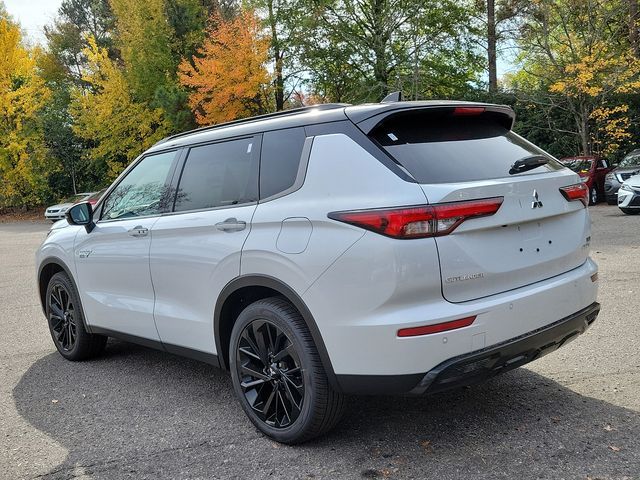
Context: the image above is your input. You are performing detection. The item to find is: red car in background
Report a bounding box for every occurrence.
[560,156,612,205]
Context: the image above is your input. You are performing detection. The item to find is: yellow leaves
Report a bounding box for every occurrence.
[590,105,632,157]
[178,10,271,125]
[70,36,170,181]
[0,13,52,207]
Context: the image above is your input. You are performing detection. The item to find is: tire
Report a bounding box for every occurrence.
[229,297,345,444]
[589,187,597,205]
[45,272,107,361]
[620,207,640,215]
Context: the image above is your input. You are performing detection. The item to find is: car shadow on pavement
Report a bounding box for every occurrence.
[13,340,640,479]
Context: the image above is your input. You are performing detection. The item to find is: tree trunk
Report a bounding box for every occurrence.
[267,0,284,110]
[630,0,639,56]
[372,0,389,100]
[487,0,498,92]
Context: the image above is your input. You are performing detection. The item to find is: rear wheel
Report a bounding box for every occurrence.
[620,207,640,215]
[589,187,598,205]
[229,297,345,444]
[46,272,107,360]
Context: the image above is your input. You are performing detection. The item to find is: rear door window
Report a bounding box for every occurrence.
[174,137,258,212]
[369,109,563,184]
[260,127,306,199]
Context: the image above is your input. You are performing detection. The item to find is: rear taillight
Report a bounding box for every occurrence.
[328,197,503,239]
[559,183,588,207]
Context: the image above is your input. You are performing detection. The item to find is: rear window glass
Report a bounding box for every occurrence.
[369,109,563,184]
[562,158,593,174]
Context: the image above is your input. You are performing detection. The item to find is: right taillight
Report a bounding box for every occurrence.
[328,197,503,239]
[559,183,588,207]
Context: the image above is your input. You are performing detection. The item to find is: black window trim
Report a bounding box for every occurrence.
[96,147,184,224]
[164,134,262,217]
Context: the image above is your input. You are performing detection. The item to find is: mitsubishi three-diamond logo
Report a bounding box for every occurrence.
[531,189,543,209]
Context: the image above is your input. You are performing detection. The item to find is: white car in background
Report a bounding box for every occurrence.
[617,173,640,215]
[44,191,102,222]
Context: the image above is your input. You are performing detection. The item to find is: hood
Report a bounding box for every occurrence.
[50,218,70,230]
[623,173,640,188]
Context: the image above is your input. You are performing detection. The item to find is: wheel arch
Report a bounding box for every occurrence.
[38,257,92,333]
[214,274,339,390]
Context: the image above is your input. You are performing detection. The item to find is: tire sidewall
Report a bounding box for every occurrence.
[229,301,320,443]
[46,272,84,359]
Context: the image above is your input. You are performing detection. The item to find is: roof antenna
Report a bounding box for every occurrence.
[381,91,402,103]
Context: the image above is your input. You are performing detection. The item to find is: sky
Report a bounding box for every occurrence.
[4,0,62,44]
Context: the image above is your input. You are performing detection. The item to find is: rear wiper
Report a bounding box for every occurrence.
[509,155,549,175]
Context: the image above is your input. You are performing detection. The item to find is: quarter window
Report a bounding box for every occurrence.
[260,128,306,199]
[101,151,177,221]
[174,137,258,212]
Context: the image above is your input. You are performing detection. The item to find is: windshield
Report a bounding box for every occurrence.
[61,194,89,204]
[619,151,640,168]
[562,158,593,174]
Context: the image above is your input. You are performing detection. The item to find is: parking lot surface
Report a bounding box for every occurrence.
[1,205,639,480]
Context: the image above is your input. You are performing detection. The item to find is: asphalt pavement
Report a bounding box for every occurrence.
[1,205,639,479]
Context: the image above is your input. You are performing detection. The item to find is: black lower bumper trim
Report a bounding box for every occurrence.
[336,302,600,395]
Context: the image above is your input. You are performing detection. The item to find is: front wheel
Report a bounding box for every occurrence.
[46,272,107,360]
[229,297,345,444]
[589,187,598,205]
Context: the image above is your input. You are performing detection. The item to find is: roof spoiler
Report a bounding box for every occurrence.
[351,103,516,134]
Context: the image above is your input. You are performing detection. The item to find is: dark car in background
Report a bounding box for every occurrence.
[604,149,640,204]
[560,156,611,205]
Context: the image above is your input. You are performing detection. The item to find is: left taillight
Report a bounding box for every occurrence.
[328,197,504,239]
[559,183,588,207]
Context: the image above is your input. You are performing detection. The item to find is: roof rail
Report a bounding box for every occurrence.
[156,103,350,145]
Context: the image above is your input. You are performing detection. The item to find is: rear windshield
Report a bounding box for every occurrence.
[369,109,563,184]
[562,158,593,174]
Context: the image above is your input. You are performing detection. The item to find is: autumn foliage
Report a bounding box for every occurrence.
[178,10,271,125]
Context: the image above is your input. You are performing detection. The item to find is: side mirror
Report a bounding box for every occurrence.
[66,202,95,233]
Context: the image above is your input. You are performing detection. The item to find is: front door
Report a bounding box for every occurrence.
[74,149,179,340]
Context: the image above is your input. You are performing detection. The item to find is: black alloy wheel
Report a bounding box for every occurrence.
[236,319,304,428]
[45,272,107,360]
[49,283,77,351]
[229,297,345,444]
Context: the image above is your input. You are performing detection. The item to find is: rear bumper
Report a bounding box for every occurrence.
[337,302,600,395]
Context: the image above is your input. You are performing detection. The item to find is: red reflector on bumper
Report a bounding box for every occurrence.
[397,316,476,337]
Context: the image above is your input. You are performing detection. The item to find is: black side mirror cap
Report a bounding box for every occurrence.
[66,201,95,233]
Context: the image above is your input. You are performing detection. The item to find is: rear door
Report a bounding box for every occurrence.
[367,107,591,303]
[150,136,259,354]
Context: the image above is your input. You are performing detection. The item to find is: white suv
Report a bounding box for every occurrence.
[36,100,600,443]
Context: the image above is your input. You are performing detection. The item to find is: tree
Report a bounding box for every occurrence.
[514,0,640,156]
[109,0,175,103]
[70,37,171,180]
[310,0,481,101]
[0,11,53,208]
[178,10,271,125]
[44,0,117,85]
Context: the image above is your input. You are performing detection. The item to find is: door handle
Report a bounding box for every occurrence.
[215,218,247,232]
[128,225,149,237]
